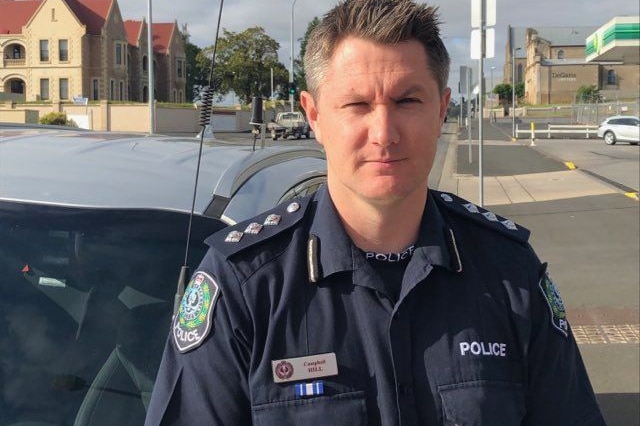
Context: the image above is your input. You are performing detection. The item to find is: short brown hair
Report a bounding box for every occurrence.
[304,0,450,97]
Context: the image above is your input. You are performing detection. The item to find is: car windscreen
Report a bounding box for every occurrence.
[0,201,226,426]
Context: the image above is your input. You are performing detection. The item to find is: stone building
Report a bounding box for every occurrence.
[504,17,639,105]
[0,0,186,103]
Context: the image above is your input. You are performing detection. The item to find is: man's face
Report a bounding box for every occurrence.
[301,36,450,207]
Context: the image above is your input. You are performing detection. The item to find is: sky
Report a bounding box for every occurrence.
[119,0,639,101]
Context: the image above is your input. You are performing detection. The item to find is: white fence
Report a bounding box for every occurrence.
[516,124,600,140]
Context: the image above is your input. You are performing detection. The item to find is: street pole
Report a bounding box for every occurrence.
[290,0,297,113]
[512,47,521,140]
[147,0,155,134]
[478,0,485,207]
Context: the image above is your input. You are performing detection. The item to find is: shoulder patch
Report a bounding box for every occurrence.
[432,190,530,243]
[172,271,220,353]
[538,271,569,337]
[206,196,313,259]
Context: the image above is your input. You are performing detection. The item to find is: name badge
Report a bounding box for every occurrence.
[272,352,338,383]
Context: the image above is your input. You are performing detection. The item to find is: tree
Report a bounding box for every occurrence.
[294,17,320,95]
[492,82,525,104]
[576,85,601,103]
[202,27,289,104]
[180,24,208,102]
[493,83,512,103]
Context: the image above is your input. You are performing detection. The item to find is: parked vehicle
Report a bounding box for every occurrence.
[0,124,326,425]
[267,111,311,140]
[597,115,640,145]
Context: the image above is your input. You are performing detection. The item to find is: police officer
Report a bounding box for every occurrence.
[145,0,605,424]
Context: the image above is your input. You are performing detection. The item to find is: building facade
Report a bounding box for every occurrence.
[504,19,639,105]
[0,0,186,103]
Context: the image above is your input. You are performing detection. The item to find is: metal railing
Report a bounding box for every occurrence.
[515,123,600,139]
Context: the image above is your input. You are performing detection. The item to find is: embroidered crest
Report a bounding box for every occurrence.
[538,273,568,337]
[173,271,220,353]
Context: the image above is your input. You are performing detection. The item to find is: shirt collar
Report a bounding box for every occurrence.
[307,187,462,283]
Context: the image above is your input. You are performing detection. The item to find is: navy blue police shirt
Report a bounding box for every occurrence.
[145,186,605,426]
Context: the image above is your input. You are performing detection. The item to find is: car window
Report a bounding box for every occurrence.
[0,202,225,425]
[608,118,622,125]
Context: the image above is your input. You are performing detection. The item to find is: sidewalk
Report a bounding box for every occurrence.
[437,124,619,205]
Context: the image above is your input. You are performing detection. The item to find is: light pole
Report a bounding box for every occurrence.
[511,47,522,139]
[147,0,155,134]
[290,0,297,112]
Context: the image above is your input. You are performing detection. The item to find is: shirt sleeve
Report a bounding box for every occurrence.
[524,260,606,425]
[144,250,253,426]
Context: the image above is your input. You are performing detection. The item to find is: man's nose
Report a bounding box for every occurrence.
[368,105,400,147]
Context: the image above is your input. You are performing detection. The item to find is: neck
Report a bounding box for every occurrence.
[329,185,428,253]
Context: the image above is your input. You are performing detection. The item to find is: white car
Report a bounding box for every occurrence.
[597,115,640,145]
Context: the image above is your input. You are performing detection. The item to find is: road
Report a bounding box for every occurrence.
[445,119,639,426]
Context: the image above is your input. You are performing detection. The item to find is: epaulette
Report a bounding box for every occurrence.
[432,190,530,244]
[205,196,313,259]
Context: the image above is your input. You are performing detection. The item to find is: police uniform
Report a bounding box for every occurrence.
[145,186,605,426]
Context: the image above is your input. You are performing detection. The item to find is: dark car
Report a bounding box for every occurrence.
[0,125,326,425]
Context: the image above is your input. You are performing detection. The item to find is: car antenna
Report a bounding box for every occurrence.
[173,0,225,317]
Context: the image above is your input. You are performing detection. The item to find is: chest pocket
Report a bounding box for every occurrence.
[252,390,367,426]
[438,380,525,426]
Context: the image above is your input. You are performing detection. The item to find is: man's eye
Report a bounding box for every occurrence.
[398,98,421,104]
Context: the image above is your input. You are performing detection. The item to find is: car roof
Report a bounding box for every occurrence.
[0,126,326,222]
[604,115,639,121]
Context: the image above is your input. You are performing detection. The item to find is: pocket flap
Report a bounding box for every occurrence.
[439,380,525,426]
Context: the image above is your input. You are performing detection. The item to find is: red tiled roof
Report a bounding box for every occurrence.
[152,22,175,54]
[124,19,143,47]
[0,0,41,34]
[65,0,112,35]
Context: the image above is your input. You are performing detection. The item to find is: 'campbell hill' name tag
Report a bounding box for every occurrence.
[272,352,338,383]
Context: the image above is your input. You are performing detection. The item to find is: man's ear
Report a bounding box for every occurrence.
[301,91,321,142]
[440,87,451,122]
[438,87,451,137]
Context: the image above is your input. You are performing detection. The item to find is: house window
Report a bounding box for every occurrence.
[13,46,21,59]
[177,59,183,78]
[59,78,69,100]
[40,78,50,100]
[110,80,115,100]
[173,89,177,102]
[59,40,68,62]
[115,43,122,65]
[607,69,616,85]
[557,50,565,59]
[142,55,148,72]
[179,90,183,103]
[119,81,124,100]
[92,78,99,100]
[40,40,49,61]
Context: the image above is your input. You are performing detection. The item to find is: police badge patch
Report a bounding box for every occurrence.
[538,273,568,337]
[173,271,220,353]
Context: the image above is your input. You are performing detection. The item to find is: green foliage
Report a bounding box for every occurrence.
[181,24,208,103]
[576,85,601,103]
[201,27,289,104]
[492,82,525,103]
[515,82,524,99]
[493,83,512,102]
[39,112,76,126]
